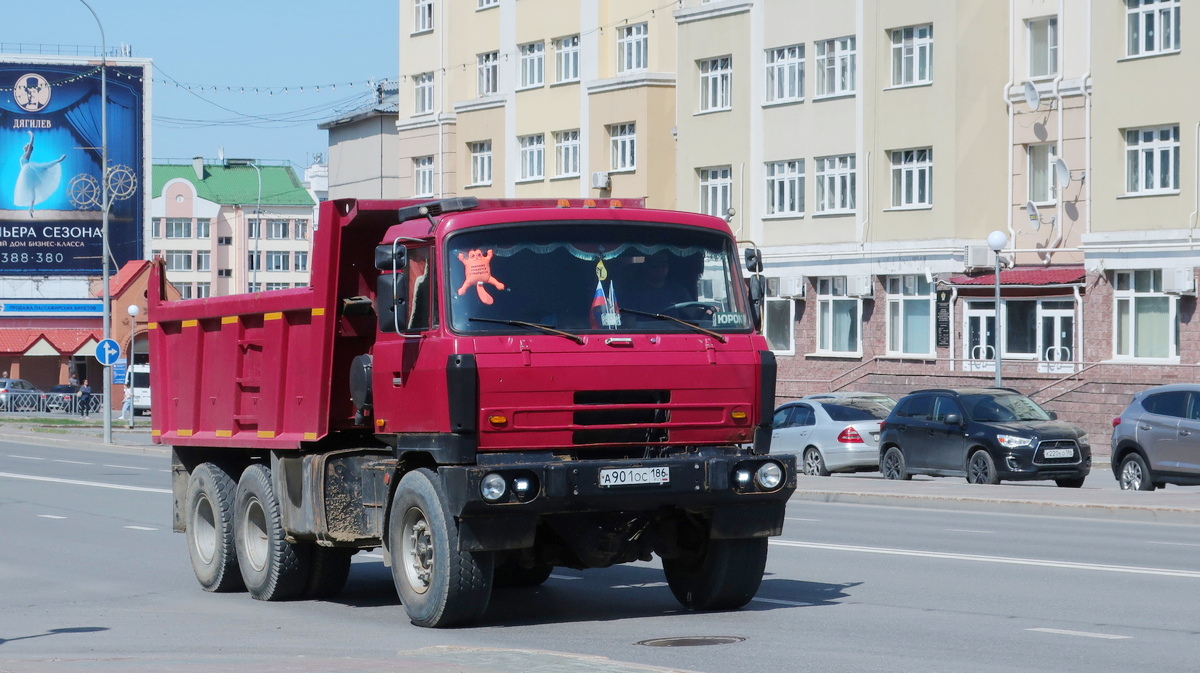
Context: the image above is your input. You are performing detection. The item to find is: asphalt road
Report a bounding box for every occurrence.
[2,429,1199,672]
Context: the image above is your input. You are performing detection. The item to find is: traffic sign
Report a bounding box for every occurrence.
[113,357,128,385]
[94,338,122,367]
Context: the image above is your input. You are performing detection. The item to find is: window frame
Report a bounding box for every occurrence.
[196,218,210,239]
[414,155,434,197]
[267,219,289,240]
[1125,124,1180,195]
[165,218,191,239]
[196,250,211,272]
[478,51,499,97]
[518,134,545,181]
[414,72,435,114]
[554,129,580,177]
[609,123,636,172]
[413,0,433,33]
[815,154,857,214]
[815,276,862,356]
[1027,17,1058,79]
[765,44,804,104]
[698,165,732,218]
[266,250,290,272]
[165,250,192,272]
[889,147,933,209]
[294,251,309,272]
[763,297,796,355]
[617,23,648,73]
[886,275,934,356]
[1127,0,1181,57]
[1113,269,1179,361]
[890,24,933,87]
[469,140,493,186]
[698,56,732,113]
[765,159,804,217]
[519,41,545,89]
[815,36,856,97]
[1028,143,1058,204]
[555,35,580,83]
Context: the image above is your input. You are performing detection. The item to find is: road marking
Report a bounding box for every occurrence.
[945,529,993,534]
[0,471,171,494]
[549,574,582,581]
[52,459,93,466]
[771,540,1200,578]
[8,455,43,461]
[752,597,815,607]
[1148,540,1200,548]
[786,517,821,522]
[1027,628,1130,640]
[37,514,66,519]
[103,464,151,471]
[124,525,157,531]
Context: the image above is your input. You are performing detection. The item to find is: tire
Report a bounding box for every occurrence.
[388,468,493,628]
[234,464,310,601]
[803,447,830,477]
[1055,477,1086,488]
[967,450,1000,485]
[663,537,768,611]
[185,463,244,592]
[493,556,554,588]
[1118,453,1155,491]
[304,546,355,599]
[881,447,911,480]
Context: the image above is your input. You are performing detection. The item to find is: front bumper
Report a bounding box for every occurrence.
[997,449,1092,481]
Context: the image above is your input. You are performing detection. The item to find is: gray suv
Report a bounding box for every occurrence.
[1111,384,1200,490]
[0,378,43,412]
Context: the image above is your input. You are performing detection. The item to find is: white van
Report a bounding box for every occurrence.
[127,363,151,415]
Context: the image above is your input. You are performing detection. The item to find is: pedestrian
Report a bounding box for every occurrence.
[69,371,79,386]
[119,385,134,427]
[78,379,92,418]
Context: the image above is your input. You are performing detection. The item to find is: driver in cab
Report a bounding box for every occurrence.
[622,252,694,314]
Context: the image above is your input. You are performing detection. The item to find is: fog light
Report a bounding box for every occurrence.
[735,469,752,485]
[513,478,530,492]
[481,473,507,501]
[755,462,783,489]
[1006,456,1021,471]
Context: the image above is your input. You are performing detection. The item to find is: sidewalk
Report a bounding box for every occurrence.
[0,413,160,453]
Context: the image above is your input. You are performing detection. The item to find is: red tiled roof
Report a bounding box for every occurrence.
[107,260,151,297]
[0,329,102,355]
[948,266,1086,286]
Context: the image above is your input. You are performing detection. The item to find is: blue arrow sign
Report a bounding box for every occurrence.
[94,338,122,367]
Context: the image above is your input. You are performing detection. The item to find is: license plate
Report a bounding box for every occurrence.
[598,467,670,487]
[1043,448,1074,459]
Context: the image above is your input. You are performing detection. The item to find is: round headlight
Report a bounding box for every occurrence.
[480,473,507,501]
[755,462,783,490]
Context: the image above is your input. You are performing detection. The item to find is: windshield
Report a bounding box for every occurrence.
[822,399,894,421]
[961,393,1052,422]
[446,222,751,335]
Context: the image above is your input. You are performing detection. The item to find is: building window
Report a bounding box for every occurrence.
[165,218,191,238]
[765,45,803,104]
[478,52,499,96]
[179,284,194,300]
[477,0,497,8]
[1126,125,1180,194]
[763,298,795,354]
[247,219,261,239]
[248,283,261,293]
[1114,269,1177,360]
[217,269,232,278]
[886,275,933,356]
[152,219,160,238]
[196,218,210,239]
[469,141,493,185]
[218,236,232,246]
[268,220,289,240]
[519,134,545,180]
[556,35,580,82]
[816,276,861,355]
[165,250,192,271]
[414,156,434,196]
[1127,0,1180,57]
[197,250,210,272]
[1028,143,1057,203]
[520,42,545,89]
[554,130,580,177]
[247,252,261,272]
[815,36,856,97]
[815,154,856,213]
[617,23,648,73]
[414,0,433,33]
[294,251,309,272]
[414,72,435,114]
[891,24,933,86]
[609,123,636,171]
[765,159,804,216]
[698,56,732,112]
[698,166,732,217]
[889,148,933,208]
[294,220,308,240]
[1028,17,1058,78]
[195,282,210,298]
[265,283,289,291]
[266,251,290,272]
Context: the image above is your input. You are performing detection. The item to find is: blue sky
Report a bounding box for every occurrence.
[3,0,398,169]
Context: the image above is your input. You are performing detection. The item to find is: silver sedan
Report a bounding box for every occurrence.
[772,393,896,476]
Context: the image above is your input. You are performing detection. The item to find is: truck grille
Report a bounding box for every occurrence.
[572,390,670,445]
[1033,440,1080,465]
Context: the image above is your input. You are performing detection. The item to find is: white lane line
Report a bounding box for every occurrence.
[771,540,1200,578]
[53,459,93,466]
[124,525,158,531]
[1148,540,1200,548]
[752,597,816,607]
[103,464,151,471]
[9,455,44,461]
[549,574,582,581]
[0,471,171,494]
[37,514,66,519]
[1027,628,1130,640]
[945,529,994,534]
[786,517,821,522]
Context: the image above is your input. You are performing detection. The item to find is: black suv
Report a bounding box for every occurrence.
[879,388,1091,487]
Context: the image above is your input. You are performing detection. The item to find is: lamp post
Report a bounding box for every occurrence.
[228,160,262,291]
[987,230,1009,388]
[79,0,112,444]
[126,304,139,428]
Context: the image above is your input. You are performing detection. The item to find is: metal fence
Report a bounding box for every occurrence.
[1,391,106,415]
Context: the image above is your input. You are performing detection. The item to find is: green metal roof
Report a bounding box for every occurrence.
[152,163,316,207]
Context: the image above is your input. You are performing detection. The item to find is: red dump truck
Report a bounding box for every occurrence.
[150,197,795,627]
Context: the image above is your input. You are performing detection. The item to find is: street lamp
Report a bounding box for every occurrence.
[987,230,1009,387]
[228,159,262,291]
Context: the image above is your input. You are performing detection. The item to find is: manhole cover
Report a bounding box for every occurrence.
[636,636,745,647]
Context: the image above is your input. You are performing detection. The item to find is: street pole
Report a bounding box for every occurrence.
[228,159,262,291]
[987,231,1009,388]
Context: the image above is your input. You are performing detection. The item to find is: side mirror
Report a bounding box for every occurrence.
[744,248,763,273]
[747,275,766,332]
[1047,411,1058,420]
[375,243,408,271]
[943,413,961,426]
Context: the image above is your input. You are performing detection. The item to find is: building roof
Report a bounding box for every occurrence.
[107,259,150,298]
[318,80,399,129]
[152,162,316,207]
[948,266,1086,286]
[0,329,101,355]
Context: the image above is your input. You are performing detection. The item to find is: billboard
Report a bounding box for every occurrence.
[0,58,149,275]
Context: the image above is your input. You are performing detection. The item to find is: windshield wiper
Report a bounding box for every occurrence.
[468,317,584,344]
[618,308,727,343]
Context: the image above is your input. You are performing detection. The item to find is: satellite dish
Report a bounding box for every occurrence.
[1025,200,1041,231]
[1054,157,1071,188]
[1023,81,1041,112]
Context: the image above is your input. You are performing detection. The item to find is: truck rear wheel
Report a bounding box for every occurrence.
[663,537,768,611]
[234,464,310,601]
[304,547,355,599]
[185,463,244,592]
[388,468,493,627]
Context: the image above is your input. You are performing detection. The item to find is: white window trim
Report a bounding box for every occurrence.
[1028,143,1057,205]
[413,0,434,34]
[1126,0,1181,58]
[815,154,857,214]
[555,35,580,84]
[1112,269,1179,362]
[765,159,804,217]
[1125,124,1180,196]
[609,123,636,172]
[763,297,796,355]
[414,156,434,197]
[518,134,545,181]
[414,72,435,115]
[698,56,732,113]
[698,165,733,217]
[889,147,933,209]
[554,129,580,178]
[815,36,856,98]
[890,24,933,87]
[885,275,934,357]
[764,44,804,105]
[478,52,499,97]
[1027,17,1059,80]
[812,276,864,357]
[519,42,545,90]
[469,141,493,186]
[617,23,648,74]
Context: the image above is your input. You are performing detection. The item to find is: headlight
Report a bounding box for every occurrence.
[480,473,507,501]
[996,434,1033,449]
[755,462,783,489]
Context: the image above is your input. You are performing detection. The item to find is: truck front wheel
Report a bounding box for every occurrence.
[234,464,310,601]
[388,468,493,627]
[663,537,768,611]
[185,463,244,592]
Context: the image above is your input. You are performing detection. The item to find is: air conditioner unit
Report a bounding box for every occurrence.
[765,276,781,297]
[591,171,611,190]
[846,274,874,298]
[780,275,806,298]
[964,244,993,270]
[1163,267,1197,295]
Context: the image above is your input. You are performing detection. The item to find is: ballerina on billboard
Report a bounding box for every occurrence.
[15,131,66,217]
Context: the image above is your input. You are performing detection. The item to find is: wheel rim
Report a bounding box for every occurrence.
[969,454,990,483]
[191,492,217,564]
[401,506,433,594]
[1120,460,1143,490]
[882,452,899,479]
[241,496,269,572]
[804,449,823,475]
